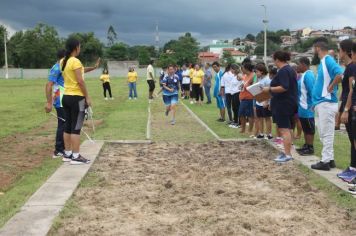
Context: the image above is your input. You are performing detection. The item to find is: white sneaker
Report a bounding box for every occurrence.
[110,97,114,100]
[134,97,137,100]
[129,97,132,100]
[190,101,194,104]
[104,97,108,101]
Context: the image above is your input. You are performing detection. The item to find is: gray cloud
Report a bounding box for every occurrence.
[0,0,355,46]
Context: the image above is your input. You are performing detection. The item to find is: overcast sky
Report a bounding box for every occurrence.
[0,0,355,46]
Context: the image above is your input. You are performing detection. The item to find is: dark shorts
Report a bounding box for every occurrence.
[272,114,295,129]
[299,117,315,135]
[62,95,86,135]
[256,105,272,118]
[182,84,190,91]
[239,100,254,117]
[163,94,179,106]
[147,80,155,92]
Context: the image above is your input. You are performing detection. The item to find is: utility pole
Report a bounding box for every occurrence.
[261,5,268,66]
[4,31,8,79]
[155,21,160,53]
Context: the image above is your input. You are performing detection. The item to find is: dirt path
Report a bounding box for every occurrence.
[150,99,214,142]
[50,142,356,236]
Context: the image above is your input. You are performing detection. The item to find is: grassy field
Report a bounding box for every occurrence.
[0,77,149,227]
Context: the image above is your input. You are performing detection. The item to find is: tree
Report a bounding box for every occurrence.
[137,47,151,65]
[222,51,235,65]
[254,41,279,56]
[159,32,199,66]
[0,25,7,67]
[7,23,62,68]
[245,34,256,42]
[107,25,118,47]
[69,32,103,64]
[106,42,128,60]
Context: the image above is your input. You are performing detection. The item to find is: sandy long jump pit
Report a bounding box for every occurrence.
[52,141,356,236]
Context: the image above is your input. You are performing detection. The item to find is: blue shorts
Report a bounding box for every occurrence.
[239,99,254,117]
[216,96,226,109]
[163,94,178,106]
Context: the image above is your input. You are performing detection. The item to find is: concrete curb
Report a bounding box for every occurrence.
[0,140,104,236]
[147,102,152,140]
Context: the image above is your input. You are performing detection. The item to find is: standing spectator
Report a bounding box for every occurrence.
[147,60,155,101]
[254,63,272,139]
[204,63,213,104]
[296,57,316,156]
[100,68,113,100]
[262,51,298,163]
[212,61,226,122]
[181,64,191,99]
[128,67,138,100]
[45,49,66,158]
[175,65,183,98]
[311,38,343,170]
[239,63,255,135]
[220,64,242,128]
[337,40,356,181]
[191,64,205,105]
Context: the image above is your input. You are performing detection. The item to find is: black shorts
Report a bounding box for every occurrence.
[182,84,190,91]
[62,95,86,135]
[272,114,295,129]
[147,80,155,92]
[299,117,315,135]
[256,105,272,118]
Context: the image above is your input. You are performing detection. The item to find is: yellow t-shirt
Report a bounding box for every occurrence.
[100,74,110,83]
[61,57,84,96]
[192,69,205,84]
[128,71,138,83]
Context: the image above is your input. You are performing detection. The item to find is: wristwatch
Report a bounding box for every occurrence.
[344,108,349,112]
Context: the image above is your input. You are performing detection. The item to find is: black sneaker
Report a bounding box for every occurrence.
[266,134,273,140]
[256,134,265,139]
[298,147,314,156]
[329,160,336,168]
[216,118,225,122]
[70,155,90,165]
[227,121,233,125]
[53,150,64,159]
[311,161,330,171]
[296,144,308,152]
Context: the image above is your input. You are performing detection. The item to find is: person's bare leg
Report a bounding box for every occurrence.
[295,118,302,139]
[240,117,246,133]
[171,104,176,121]
[259,118,264,135]
[255,117,261,136]
[71,134,81,153]
[249,117,255,134]
[266,117,272,135]
[305,134,314,146]
[64,132,71,151]
[220,108,225,120]
[280,128,292,156]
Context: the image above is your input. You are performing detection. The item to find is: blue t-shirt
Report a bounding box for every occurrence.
[204,68,213,87]
[270,64,298,116]
[213,70,223,97]
[162,74,179,96]
[312,55,343,106]
[298,70,315,118]
[48,62,64,108]
[175,70,183,83]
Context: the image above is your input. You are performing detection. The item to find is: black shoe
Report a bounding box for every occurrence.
[256,134,265,139]
[216,118,225,122]
[70,154,90,165]
[298,147,314,156]
[227,121,233,125]
[53,150,65,159]
[329,160,336,168]
[296,144,308,152]
[311,161,330,171]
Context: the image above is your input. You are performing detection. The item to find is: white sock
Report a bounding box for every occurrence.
[72,153,79,159]
[65,150,72,156]
[350,167,356,171]
[286,155,292,158]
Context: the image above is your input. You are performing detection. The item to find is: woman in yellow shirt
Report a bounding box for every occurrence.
[100,68,113,100]
[127,67,138,100]
[190,64,205,105]
[61,37,99,165]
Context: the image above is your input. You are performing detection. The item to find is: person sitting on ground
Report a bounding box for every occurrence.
[295,57,316,156]
[212,61,226,122]
[100,68,113,100]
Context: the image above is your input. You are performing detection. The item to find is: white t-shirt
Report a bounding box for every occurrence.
[182,69,191,84]
[221,71,242,95]
[147,64,155,81]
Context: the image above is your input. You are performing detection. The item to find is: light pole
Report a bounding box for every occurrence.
[261,4,268,66]
[4,31,8,79]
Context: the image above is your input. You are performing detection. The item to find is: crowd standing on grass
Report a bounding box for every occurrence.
[44,37,356,193]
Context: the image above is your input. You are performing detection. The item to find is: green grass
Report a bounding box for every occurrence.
[0,158,62,227]
[0,77,148,228]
